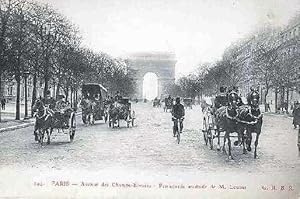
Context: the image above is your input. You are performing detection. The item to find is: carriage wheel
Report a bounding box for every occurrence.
[69,113,76,142]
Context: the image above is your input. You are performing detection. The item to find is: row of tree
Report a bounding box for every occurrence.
[168,19,300,111]
[0,0,135,120]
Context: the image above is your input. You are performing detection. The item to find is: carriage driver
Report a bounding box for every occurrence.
[42,90,56,110]
[114,91,122,101]
[171,97,185,135]
[214,86,228,109]
[55,95,71,126]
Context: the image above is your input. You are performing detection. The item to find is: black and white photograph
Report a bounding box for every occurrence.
[0,0,300,198]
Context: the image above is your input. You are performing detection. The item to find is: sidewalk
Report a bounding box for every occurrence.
[0,102,82,133]
[0,102,35,133]
[259,104,293,118]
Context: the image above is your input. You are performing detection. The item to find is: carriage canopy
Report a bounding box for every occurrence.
[82,83,108,99]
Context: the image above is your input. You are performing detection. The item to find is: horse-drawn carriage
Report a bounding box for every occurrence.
[202,89,263,159]
[183,98,193,109]
[164,97,173,112]
[80,83,108,125]
[108,97,135,128]
[153,98,161,108]
[32,98,76,145]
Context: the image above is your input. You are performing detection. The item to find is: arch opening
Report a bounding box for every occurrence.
[143,72,158,100]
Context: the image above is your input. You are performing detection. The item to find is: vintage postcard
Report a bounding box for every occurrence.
[0,0,299,198]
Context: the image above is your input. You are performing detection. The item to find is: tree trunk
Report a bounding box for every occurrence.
[281,86,285,111]
[31,74,37,117]
[56,81,60,100]
[275,87,278,113]
[70,88,73,108]
[65,87,69,102]
[75,90,78,109]
[264,86,269,112]
[43,74,49,97]
[286,87,289,114]
[0,73,2,98]
[15,75,21,120]
[0,72,2,122]
[43,59,50,97]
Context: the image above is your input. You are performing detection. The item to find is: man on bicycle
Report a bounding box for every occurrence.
[171,97,185,136]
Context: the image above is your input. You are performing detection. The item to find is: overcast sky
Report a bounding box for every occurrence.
[39,0,300,77]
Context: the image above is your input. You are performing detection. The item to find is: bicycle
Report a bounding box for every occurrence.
[173,117,184,144]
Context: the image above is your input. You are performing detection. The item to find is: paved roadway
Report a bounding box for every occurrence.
[0,103,299,198]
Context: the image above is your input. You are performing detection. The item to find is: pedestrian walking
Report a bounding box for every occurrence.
[265,102,271,112]
[1,98,6,110]
[292,102,300,129]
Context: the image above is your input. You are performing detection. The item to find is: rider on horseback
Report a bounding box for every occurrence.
[171,97,185,135]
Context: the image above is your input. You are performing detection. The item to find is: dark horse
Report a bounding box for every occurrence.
[32,99,54,145]
[238,88,263,158]
[215,91,245,159]
[32,99,75,145]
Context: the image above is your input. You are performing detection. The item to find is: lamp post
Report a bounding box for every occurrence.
[23,71,30,120]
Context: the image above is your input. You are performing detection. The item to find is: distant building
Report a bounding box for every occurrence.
[0,76,45,104]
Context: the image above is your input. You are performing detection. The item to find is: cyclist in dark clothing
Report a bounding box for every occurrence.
[171,97,185,135]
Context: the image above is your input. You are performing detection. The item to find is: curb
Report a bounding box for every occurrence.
[0,121,35,133]
[0,112,82,133]
[263,112,293,119]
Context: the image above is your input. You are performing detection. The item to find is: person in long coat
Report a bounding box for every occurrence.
[292,102,300,129]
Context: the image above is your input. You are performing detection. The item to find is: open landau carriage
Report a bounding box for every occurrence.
[183,98,193,109]
[32,98,76,145]
[108,97,135,128]
[202,89,263,159]
[152,98,161,107]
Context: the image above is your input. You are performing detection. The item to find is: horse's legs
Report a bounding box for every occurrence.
[227,132,233,159]
[40,129,45,146]
[254,132,260,159]
[247,128,252,152]
[242,129,247,154]
[34,126,39,141]
[217,127,221,151]
[222,132,227,153]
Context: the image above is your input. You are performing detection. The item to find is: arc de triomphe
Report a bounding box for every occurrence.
[127,52,176,99]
